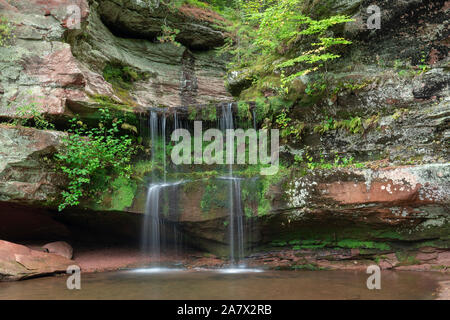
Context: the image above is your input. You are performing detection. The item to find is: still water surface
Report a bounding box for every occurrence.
[0,269,447,300]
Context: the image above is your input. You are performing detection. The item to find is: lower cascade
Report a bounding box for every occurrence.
[141,181,184,263]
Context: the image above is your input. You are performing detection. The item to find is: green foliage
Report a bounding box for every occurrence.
[187,104,217,121]
[0,16,13,46]
[294,150,365,170]
[314,116,364,135]
[8,99,54,130]
[158,24,181,46]
[237,101,251,119]
[417,51,430,74]
[55,108,136,211]
[201,180,229,213]
[275,110,305,142]
[224,0,352,96]
[335,116,363,134]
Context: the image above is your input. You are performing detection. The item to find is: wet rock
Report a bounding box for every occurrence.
[43,241,73,260]
[0,240,74,281]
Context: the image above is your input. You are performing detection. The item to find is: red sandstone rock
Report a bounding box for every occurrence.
[0,240,74,281]
[43,241,73,260]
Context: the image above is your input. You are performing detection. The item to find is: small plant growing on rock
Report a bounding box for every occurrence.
[0,16,13,46]
[8,98,54,130]
[158,24,181,46]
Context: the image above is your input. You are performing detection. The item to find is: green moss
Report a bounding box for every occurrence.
[238,164,289,216]
[200,179,229,214]
[271,240,288,247]
[201,104,218,121]
[336,240,390,250]
[395,252,420,266]
[415,240,450,249]
[103,63,150,90]
[0,16,13,47]
[292,263,326,271]
[91,94,133,112]
[109,177,137,210]
[237,101,251,120]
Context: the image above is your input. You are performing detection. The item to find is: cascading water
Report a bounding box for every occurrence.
[141,110,184,264]
[251,108,257,131]
[142,183,163,261]
[221,103,246,264]
[142,104,252,266]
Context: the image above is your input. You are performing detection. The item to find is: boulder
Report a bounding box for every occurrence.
[43,241,73,260]
[0,240,74,281]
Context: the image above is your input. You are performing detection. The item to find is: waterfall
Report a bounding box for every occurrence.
[220,103,245,264]
[142,110,184,264]
[162,110,166,182]
[142,181,184,263]
[150,111,158,175]
[142,183,163,261]
[251,108,257,131]
[142,104,250,266]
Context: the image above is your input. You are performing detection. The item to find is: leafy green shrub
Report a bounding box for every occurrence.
[55,108,136,211]
[225,0,353,95]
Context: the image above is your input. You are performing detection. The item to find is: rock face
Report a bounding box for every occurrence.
[68,0,231,108]
[268,164,449,243]
[0,0,97,118]
[0,0,231,119]
[0,240,74,281]
[43,241,73,260]
[0,125,65,206]
[96,0,227,50]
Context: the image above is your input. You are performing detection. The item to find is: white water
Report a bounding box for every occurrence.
[220,103,245,264]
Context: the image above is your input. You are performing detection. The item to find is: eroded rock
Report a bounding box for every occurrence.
[0,240,74,281]
[43,241,73,259]
[0,125,65,206]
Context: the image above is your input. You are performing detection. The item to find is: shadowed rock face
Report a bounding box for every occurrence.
[0,204,70,241]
